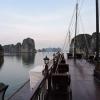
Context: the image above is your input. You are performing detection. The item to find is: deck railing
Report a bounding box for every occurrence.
[31,60,53,100]
[30,53,67,100]
[31,76,47,100]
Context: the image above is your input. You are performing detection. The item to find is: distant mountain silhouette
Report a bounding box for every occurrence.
[3,38,36,53]
[38,48,61,52]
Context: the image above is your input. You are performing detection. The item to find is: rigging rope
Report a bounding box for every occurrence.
[62,0,86,52]
[54,1,87,73]
[79,14,90,53]
[62,5,76,52]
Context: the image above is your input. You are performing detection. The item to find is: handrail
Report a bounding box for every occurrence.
[31,60,53,100]
[31,76,47,100]
[30,53,71,100]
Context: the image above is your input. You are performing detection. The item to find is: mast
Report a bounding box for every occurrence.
[69,31,71,52]
[94,0,100,79]
[74,2,78,60]
[95,0,99,62]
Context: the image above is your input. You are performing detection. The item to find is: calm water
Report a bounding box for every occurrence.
[0,52,54,99]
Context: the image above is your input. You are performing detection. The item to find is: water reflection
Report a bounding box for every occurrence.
[0,52,53,99]
[0,56,4,70]
[15,53,21,61]
[21,53,35,66]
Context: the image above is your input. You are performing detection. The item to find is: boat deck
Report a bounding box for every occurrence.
[46,59,100,100]
[68,59,100,100]
[8,59,100,100]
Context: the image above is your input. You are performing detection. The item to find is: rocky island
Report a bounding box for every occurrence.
[69,32,100,55]
[3,38,36,53]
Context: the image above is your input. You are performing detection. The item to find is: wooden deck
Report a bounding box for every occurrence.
[8,80,32,100]
[46,59,100,100]
[8,59,100,100]
[68,59,100,100]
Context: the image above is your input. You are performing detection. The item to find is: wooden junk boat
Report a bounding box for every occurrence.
[1,0,100,100]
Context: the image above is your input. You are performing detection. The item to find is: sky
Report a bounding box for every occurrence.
[0,0,98,49]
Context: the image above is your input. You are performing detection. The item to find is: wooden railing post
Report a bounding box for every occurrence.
[44,63,51,92]
[48,72,51,91]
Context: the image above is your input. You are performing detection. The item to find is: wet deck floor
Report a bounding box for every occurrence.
[8,59,100,100]
[47,59,100,100]
[68,59,100,100]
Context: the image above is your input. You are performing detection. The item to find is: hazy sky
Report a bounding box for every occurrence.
[0,0,98,49]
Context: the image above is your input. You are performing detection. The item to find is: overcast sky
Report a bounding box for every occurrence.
[0,0,98,49]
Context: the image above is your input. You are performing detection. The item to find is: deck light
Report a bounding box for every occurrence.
[43,56,49,65]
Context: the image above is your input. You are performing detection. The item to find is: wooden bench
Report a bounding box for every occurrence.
[51,73,71,92]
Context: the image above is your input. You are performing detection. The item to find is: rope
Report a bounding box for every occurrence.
[79,14,90,54]
[62,5,76,52]
[62,0,85,52]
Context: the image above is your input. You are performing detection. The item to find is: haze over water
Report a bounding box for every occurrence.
[0,0,98,49]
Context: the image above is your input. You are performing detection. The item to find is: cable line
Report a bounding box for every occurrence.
[62,5,76,52]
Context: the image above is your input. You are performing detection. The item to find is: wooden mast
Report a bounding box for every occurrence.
[68,31,71,52]
[94,0,100,79]
[74,2,78,60]
[95,0,99,62]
